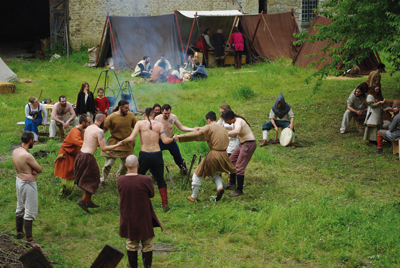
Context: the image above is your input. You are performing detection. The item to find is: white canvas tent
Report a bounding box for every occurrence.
[0,58,18,82]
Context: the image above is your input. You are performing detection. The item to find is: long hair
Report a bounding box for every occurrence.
[145,107,154,129]
[221,110,250,126]
[367,83,383,102]
[79,82,90,94]
[220,103,232,111]
[232,27,239,33]
[203,28,210,35]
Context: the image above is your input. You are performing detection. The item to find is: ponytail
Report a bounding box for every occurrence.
[221,110,250,126]
[145,107,154,129]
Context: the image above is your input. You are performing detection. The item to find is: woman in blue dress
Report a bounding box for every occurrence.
[24,96,48,143]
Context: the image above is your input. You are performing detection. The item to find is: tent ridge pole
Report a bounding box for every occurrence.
[107,15,120,71]
[185,12,197,59]
[95,12,109,65]
[291,8,298,28]
[247,11,263,60]
[174,10,185,61]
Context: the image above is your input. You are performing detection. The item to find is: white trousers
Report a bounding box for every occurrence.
[191,173,224,199]
[15,177,38,221]
[49,116,79,138]
[262,130,295,143]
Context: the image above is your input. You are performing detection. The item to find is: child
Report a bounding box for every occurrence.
[94,88,110,116]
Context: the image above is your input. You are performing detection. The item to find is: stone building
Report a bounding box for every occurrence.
[68,0,325,50]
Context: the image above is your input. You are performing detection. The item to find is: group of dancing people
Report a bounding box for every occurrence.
[339,63,400,154]
[14,88,299,267]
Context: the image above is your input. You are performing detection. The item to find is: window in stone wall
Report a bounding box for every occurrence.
[302,0,318,27]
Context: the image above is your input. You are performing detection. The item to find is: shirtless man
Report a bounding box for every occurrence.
[12,131,43,248]
[49,95,79,139]
[154,104,195,174]
[121,108,177,212]
[221,110,257,197]
[74,113,120,213]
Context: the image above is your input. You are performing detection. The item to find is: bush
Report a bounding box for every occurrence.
[235,85,256,99]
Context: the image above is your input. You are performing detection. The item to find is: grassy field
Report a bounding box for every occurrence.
[1,52,400,267]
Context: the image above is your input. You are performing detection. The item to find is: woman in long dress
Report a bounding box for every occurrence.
[75,82,95,122]
[24,96,47,143]
[229,27,244,69]
[364,84,386,143]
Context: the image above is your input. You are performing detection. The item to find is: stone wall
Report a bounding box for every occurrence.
[69,0,258,50]
[267,0,326,32]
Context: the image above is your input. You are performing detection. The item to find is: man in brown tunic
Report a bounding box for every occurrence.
[118,154,162,268]
[177,111,236,202]
[100,100,138,186]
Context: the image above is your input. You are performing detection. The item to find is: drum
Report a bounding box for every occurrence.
[279,128,293,147]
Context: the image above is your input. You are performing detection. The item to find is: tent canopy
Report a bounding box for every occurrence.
[178,10,245,18]
[96,14,181,70]
[240,12,300,60]
[0,58,18,82]
[293,15,381,75]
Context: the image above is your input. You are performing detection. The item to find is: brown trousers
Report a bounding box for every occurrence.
[230,141,257,176]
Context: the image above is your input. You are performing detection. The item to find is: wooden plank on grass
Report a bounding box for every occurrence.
[19,247,53,268]
[90,244,124,268]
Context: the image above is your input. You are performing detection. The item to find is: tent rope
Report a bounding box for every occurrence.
[262,15,284,58]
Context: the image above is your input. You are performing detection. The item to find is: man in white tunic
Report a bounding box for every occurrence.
[340,86,368,134]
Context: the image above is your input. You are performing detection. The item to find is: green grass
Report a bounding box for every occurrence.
[1,51,400,267]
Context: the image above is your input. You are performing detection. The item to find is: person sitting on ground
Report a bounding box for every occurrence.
[373,100,400,154]
[260,93,295,148]
[364,84,386,144]
[213,29,227,67]
[167,65,184,84]
[154,55,171,73]
[49,95,79,140]
[149,66,167,83]
[118,154,163,268]
[190,61,208,80]
[24,96,48,144]
[131,56,152,78]
[152,103,162,119]
[75,82,96,123]
[94,88,110,116]
[177,111,236,202]
[340,84,368,134]
[367,63,385,89]
[55,114,91,198]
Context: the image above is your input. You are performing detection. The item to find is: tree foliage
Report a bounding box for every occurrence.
[295,0,400,79]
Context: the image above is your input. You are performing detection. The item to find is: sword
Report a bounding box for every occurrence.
[182,154,197,190]
[198,154,202,165]
[180,159,186,184]
[165,165,175,188]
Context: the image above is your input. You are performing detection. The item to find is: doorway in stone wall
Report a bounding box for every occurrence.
[258,0,267,13]
[0,0,50,59]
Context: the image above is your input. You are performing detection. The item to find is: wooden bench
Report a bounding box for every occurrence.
[17,121,64,137]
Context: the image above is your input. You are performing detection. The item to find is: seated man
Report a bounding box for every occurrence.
[131,56,152,78]
[148,66,167,83]
[260,93,295,148]
[167,65,184,84]
[373,100,400,154]
[340,85,368,134]
[154,55,171,73]
[190,61,208,80]
[180,55,196,77]
[49,95,79,140]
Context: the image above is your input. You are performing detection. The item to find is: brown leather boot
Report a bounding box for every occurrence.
[260,140,268,147]
[216,188,224,201]
[229,190,243,197]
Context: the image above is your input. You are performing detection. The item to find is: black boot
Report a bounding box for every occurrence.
[127,250,138,268]
[142,251,153,268]
[16,216,24,239]
[224,173,236,190]
[221,58,225,67]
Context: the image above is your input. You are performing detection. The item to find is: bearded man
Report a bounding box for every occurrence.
[100,100,138,186]
[49,95,79,139]
[55,114,91,197]
[340,84,368,134]
[373,100,400,154]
